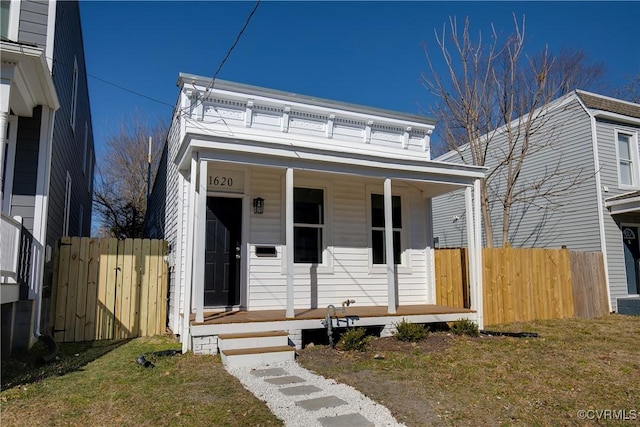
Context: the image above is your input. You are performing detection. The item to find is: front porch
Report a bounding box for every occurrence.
[189,304,476,354]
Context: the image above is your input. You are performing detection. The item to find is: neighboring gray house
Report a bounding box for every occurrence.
[432,90,640,315]
[1,0,95,356]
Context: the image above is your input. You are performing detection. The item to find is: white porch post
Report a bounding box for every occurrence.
[285,167,294,318]
[0,67,13,208]
[384,178,397,314]
[182,153,198,353]
[194,160,207,323]
[473,178,484,330]
[465,185,479,329]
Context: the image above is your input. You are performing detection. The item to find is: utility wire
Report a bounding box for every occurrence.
[185,0,261,113]
[48,55,175,109]
[207,0,261,92]
[47,0,260,116]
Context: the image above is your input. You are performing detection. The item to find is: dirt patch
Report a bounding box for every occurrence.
[298,318,640,426]
[297,332,470,426]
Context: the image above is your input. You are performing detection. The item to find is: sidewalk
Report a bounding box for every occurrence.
[226,361,404,427]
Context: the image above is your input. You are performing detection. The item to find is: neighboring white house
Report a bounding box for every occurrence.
[147,74,486,355]
[432,90,640,316]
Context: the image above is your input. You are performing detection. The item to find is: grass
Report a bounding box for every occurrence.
[3,316,638,426]
[298,315,640,426]
[1,336,281,426]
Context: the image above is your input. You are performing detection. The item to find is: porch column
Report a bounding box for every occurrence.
[465,184,481,329]
[194,160,208,323]
[285,167,294,318]
[384,178,397,314]
[182,153,198,353]
[465,185,476,304]
[0,68,13,209]
[473,178,484,329]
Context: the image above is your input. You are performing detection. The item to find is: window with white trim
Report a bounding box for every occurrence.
[371,194,402,264]
[70,56,78,131]
[63,172,72,236]
[82,121,88,174]
[1,1,10,39]
[616,131,638,188]
[293,187,324,263]
[87,149,92,193]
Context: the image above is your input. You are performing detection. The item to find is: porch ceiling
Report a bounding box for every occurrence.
[1,41,59,115]
[605,190,640,215]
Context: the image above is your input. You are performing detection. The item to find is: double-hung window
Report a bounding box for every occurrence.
[371,194,402,264]
[617,131,638,188]
[293,187,324,263]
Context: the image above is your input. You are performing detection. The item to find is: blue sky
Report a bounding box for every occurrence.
[80,1,640,157]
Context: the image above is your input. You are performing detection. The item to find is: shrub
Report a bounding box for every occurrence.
[393,319,429,342]
[336,328,372,351]
[450,319,480,337]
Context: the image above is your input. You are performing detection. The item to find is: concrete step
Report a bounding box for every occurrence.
[217,330,289,351]
[221,345,295,368]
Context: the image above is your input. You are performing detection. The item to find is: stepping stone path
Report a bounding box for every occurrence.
[226,361,404,427]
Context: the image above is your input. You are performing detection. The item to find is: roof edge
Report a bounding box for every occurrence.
[177,72,436,126]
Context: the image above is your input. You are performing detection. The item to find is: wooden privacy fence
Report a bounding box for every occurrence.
[51,237,168,342]
[434,248,609,326]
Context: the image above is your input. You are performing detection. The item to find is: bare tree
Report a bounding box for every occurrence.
[93,114,167,238]
[423,15,605,247]
[612,73,640,103]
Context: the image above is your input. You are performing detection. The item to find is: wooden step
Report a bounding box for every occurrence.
[221,345,295,368]
[221,345,294,356]
[217,330,289,340]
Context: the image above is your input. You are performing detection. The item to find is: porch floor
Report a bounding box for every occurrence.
[191,304,473,325]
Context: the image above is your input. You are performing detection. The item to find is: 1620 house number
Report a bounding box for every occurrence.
[209,176,233,186]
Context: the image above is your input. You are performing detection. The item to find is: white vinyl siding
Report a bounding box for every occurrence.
[247,170,429,309]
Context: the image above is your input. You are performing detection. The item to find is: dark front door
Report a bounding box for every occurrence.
[205,197,242,306]
[622,226,640,295]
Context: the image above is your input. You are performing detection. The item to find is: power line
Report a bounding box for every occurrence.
[207,0,261,92]
[49,55,175,109]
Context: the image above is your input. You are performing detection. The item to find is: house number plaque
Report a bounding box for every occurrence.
[207,167,244,193]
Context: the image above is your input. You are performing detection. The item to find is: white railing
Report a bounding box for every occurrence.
[1,213,22,282]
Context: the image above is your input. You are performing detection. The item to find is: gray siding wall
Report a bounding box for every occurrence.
[18,0,49,48]
[594,118,640,311]
[48,0,94,245]
[10,107,43,233]
[163,114,182,332]
[433,97,602,251]
[144,143,168,239]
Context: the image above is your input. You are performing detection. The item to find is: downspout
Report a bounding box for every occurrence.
[181,153,198,353]
[32,106,56,341]
[585,105,612,312]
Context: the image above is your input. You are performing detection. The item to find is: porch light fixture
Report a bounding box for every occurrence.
[253,197,264,214]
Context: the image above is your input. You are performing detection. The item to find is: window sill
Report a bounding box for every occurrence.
[618,184,640,191]
[368,265,412,275]
[292,264,334,275]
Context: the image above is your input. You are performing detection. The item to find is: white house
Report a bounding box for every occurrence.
[148,74,485,361]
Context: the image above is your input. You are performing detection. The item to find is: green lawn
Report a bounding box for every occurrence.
[1,336,281,426]
[3,316,639,426]
[297,315,640,426]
